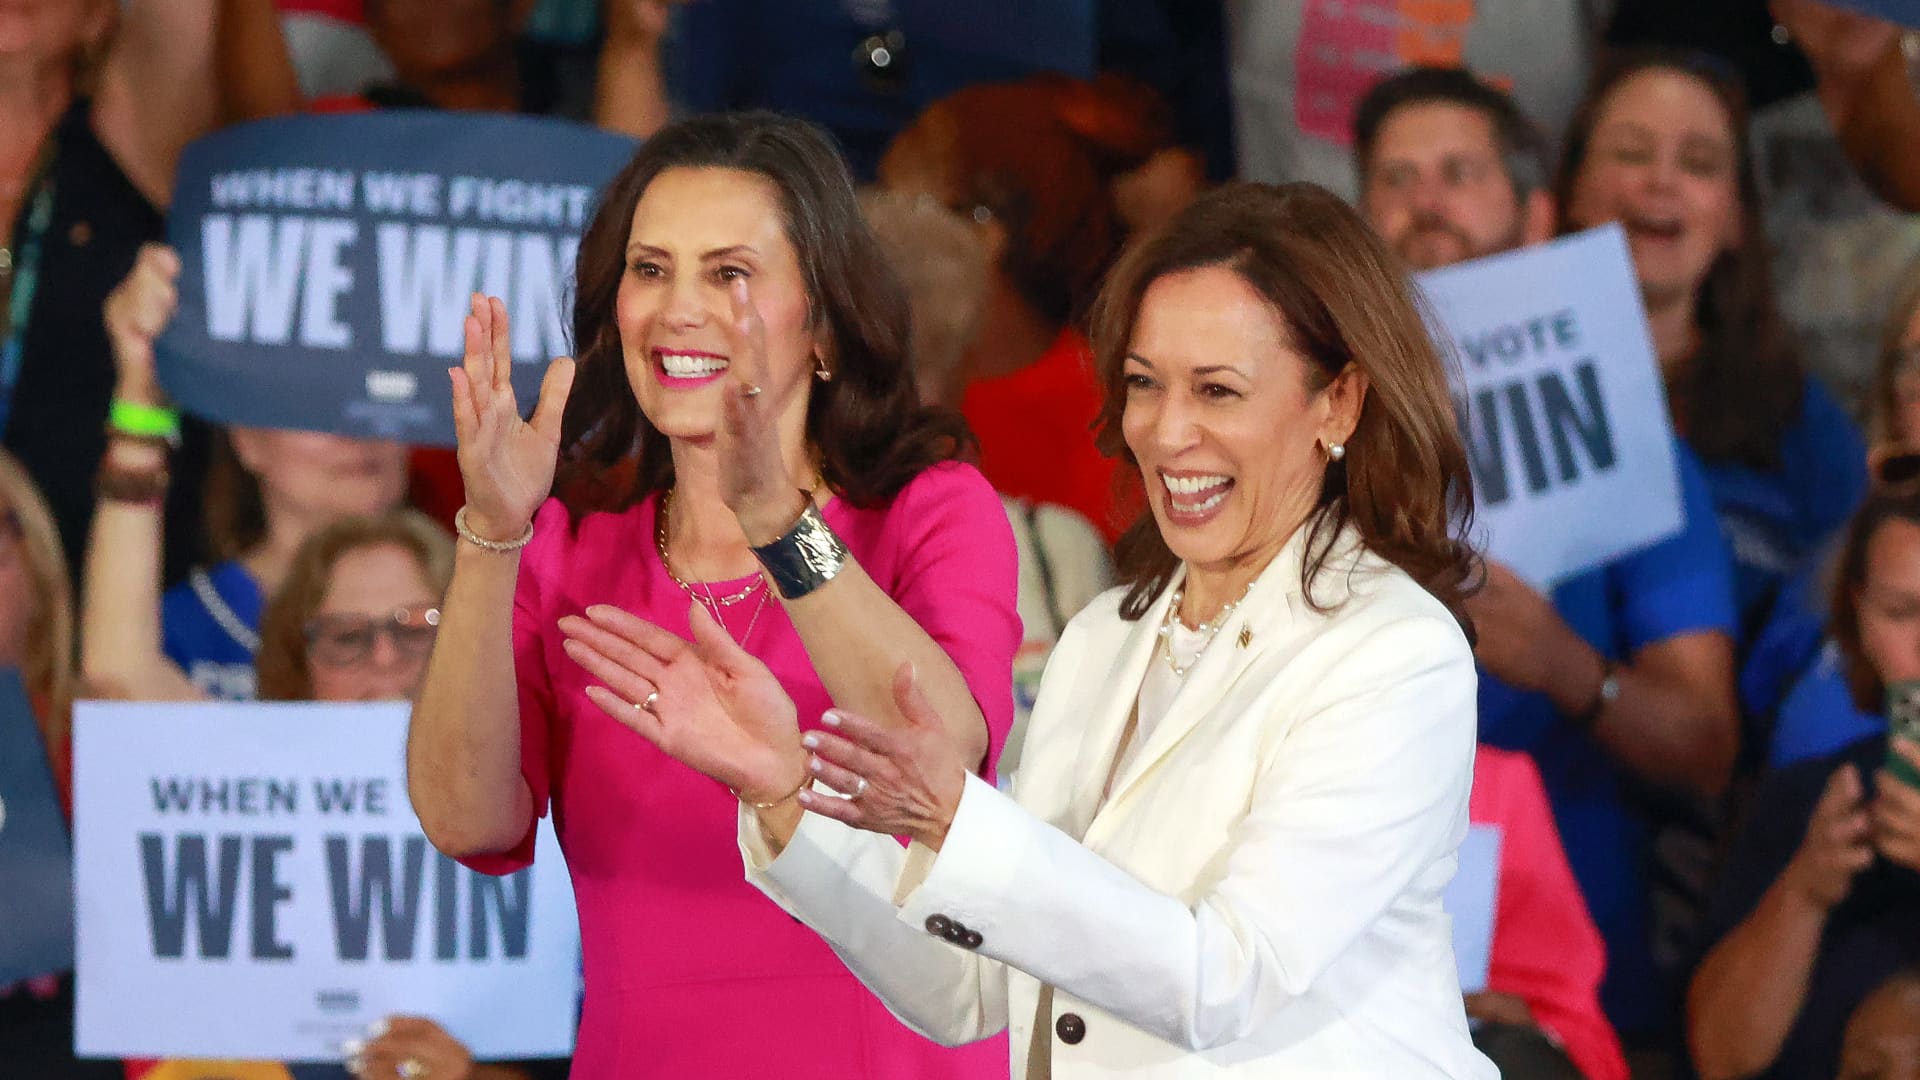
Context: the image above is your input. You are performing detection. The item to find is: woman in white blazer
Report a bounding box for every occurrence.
[562,181,1497,1077]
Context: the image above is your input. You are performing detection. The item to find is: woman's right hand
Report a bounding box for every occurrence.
[1782,763,1874,912]
[102,242,181,407]
[449,294,576,539]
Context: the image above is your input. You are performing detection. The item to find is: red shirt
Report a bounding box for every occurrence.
[1471,746,1628,1080]
[961,327,1122,541]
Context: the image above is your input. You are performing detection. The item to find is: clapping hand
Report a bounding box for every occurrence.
[717,276,813,544]
[448,294,575,541]
[560,601,809,805]
[797,664,971,851]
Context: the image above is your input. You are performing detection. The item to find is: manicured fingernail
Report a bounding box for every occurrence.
[809,756,824,773]
[796,789,814,806]
[365,1018,389,1038]
[801,733,820,749]
[821,711,842,727]
[340,1038,364,1056]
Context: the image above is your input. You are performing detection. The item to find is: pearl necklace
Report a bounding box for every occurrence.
[1157,579,1255,678]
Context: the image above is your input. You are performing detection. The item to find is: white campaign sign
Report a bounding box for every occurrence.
[72,701,579,1061]
[1417,225,1684,588]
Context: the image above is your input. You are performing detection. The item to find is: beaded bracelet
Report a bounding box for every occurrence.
[454,505,534,552]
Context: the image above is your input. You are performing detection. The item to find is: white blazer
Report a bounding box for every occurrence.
[741,524,1497,1078]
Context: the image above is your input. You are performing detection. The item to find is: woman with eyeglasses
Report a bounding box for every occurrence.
[1556,49,1870,632]
[128,511,564,1080]
[79,244,411,704]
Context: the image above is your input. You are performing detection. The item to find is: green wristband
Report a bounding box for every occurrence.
[108,399,181,442]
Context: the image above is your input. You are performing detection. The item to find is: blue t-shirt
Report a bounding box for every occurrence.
[1694,377,1866,632]
[666,0,1095,179]
[1477,441,1737,1034]
[1741,547,1885,768]
[160,560,262,701]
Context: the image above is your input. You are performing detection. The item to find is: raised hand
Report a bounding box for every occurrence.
[102,242,181,407]
[1874,739,1920,871]
[1783,763,1874,913]
[717,277,812,544]
[797,664,971,850]
[448,294,576,540]
[559,601,809,804]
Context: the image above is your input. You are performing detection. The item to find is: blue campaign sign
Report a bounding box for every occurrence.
[0,669,75,985]
[158,111,637,445]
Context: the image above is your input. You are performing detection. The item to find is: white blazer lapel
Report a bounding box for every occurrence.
[1054,569,1182,838]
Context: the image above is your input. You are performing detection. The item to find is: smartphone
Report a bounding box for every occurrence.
[1886,679,1920,788]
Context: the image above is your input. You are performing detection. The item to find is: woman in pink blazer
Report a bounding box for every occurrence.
[404,112,1017,1077]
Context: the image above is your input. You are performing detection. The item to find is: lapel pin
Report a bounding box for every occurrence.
[1237,626,1252,649]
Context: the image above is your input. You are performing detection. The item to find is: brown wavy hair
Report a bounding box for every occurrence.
[1869,257,1920,446]
[1555,48,1804,470]
[255,510,452,701]
[1090,182,1479,631]
[555,111,969,517]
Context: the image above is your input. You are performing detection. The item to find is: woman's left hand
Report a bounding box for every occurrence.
[717,276,811,544]
[797,664,972,850]
[345,1016,472,1080]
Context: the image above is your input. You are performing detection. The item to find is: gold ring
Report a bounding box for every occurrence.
[639,690,660,714]
[397,1059,429,1079]
[851,775,869,799]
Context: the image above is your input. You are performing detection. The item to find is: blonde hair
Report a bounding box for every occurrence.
[254,510,453,701]
[0,451,75,772]
[857,190,992,404]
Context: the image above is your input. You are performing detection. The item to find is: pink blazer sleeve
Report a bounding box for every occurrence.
[874,462,1023,783]
[1475,746,1628,1080]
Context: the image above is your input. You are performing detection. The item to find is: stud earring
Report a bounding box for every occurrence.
[1327,442,1346,462]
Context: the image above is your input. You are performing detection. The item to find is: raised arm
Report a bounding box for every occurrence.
[214,0,305,124]
[595,0,676,138]
[92,0,220,208]
[407,297,575,859]
[715,279,1007,770]
[1773,0,1920,212]
[80,244,205,702]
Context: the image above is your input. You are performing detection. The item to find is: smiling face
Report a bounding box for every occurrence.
[1120,265,1363,577]
[1564,67,1744,310]
[615,167,823,444]
[1857,517,1920,691]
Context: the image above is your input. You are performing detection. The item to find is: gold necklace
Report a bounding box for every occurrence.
[655,489,766,607]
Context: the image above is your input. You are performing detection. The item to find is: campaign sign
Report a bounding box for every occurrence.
[1442,824,1501,996]
[158,111,637,445]
[0,669,76,985]
[1417,225,1684,588]
[73,701,579,1061]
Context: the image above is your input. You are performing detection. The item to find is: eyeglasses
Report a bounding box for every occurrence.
[303,606,441,668]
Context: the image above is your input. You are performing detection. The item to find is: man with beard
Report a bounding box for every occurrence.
[1352,67,1743,1075]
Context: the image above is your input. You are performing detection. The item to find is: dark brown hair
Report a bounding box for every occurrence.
[1354,65,1552,198]
[255,510,452,701]
[556,111,968,516]
[1089,181,1479,631]
[1555,47,1803,470]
